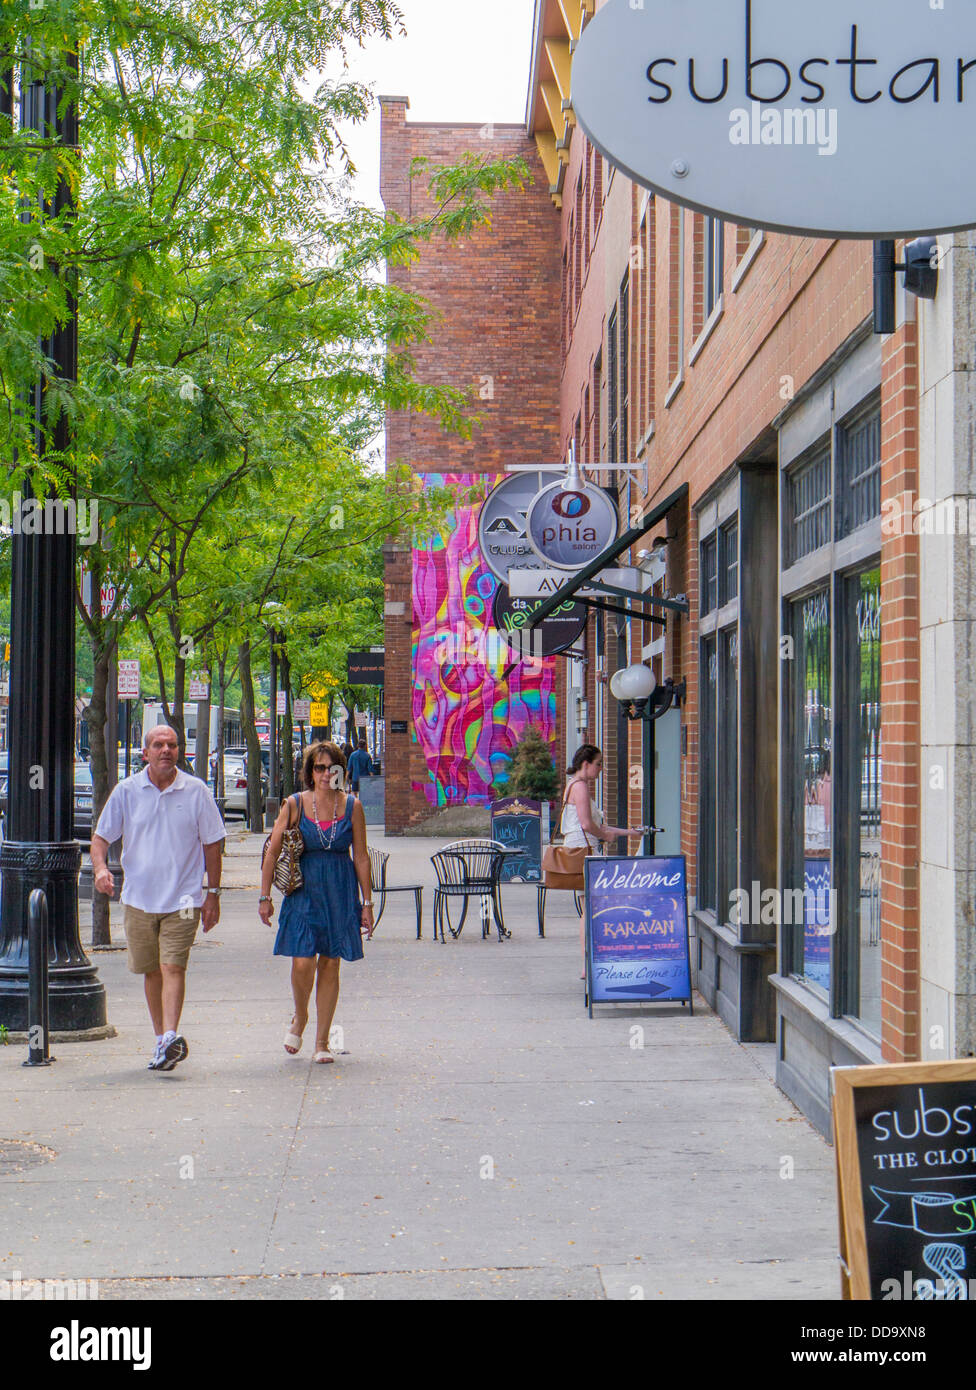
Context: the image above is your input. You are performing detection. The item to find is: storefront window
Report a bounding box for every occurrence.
[798,589,832,993]
[718,628,738,912]
[699,635,717,911]
[852,566,882,1035]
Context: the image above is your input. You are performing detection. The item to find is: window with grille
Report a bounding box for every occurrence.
[706,218,724,317]
[699,636,718,912]
[608,306,618,464]
[619,275,629,463]
[701,534,718,615]
[574,174,584,309]
[788,445,831,563]
[836,404,881,539]
[561,249,568,354]
[720,519,738,604]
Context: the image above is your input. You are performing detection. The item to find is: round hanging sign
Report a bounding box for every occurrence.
[491,585,588,659]
[525,481,619,571]
[477,471,558,584]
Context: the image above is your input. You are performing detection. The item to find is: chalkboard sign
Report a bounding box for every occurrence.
[833,1060,976,1300]
[490,797,542,882]
[584,855,693,1018]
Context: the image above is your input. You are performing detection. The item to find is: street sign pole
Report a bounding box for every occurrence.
[0,43,106,1033]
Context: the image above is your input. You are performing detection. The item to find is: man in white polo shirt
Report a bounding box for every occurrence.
[91,724,226,1072]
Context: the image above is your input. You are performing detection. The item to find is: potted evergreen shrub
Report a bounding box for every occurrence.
[492,726,558,843]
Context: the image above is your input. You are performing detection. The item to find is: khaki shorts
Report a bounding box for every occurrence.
[123,905,201,974]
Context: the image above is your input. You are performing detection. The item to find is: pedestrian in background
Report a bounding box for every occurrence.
[259,741,374,1064]
[91,725,226,1071]
[346,736,372,797]
[560,744,644,977]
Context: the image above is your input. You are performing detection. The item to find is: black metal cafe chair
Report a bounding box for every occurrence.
[368,846,423,939]
[430,839,510,943]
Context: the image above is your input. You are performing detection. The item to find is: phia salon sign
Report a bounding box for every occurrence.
[572,0,976,237]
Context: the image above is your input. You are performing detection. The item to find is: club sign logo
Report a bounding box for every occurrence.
[526,481,619,570]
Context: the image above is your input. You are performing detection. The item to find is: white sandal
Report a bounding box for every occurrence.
[313,1050,334,1065]
[284,1026,304,1055]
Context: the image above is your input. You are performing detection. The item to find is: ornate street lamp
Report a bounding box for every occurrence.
[609,663,686,856]
[0,42,106,1033]
[609,663,686,722]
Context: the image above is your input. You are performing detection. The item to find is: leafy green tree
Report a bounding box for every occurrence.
[0,0,530,938]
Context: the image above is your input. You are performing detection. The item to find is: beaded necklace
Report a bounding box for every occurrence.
[310,787,344,850]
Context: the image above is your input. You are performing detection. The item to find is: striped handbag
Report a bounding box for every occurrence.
[262,793,305,895]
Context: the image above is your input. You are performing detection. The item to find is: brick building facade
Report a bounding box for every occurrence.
[379,98,562,832]
[379,0,976,1136]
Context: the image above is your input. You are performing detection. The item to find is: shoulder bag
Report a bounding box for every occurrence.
[262,792,305,896]
[541,783,589,891]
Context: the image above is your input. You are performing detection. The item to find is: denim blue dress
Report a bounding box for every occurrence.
[273,794,364,961]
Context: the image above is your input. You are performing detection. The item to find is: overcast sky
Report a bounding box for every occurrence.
[339,0,537,209]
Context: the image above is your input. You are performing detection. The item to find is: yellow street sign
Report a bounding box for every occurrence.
[310,702,330,725]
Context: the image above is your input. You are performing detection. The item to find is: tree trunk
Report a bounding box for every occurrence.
[194,688,211,781]
[171,643,188,769]
[215,653,227,800]
[343,690,355,748]
[238,639,263,831]
[280,646,294,797]
[84,633,115,947]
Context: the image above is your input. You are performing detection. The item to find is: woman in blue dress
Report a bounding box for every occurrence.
[259,742,374,1063]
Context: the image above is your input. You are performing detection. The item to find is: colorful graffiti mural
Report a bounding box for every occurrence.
[412,474,557,808]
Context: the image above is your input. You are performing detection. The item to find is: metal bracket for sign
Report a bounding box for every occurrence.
[575,594,666,625]
[583,578,689,617]
[505,460,649,495]
[526,482,690,633]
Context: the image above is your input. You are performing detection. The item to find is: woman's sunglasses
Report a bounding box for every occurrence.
[313,763,334,773]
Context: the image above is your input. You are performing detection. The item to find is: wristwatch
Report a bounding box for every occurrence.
[206,887,222,896]
[258,895,272,903]
[362,900,374,909]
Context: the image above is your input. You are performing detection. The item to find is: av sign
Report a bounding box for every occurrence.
[526,481,619,571]
[572,0,976,238]
[508,566,644,599]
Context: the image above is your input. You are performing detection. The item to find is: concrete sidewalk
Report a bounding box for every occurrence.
[0,827,840,1300]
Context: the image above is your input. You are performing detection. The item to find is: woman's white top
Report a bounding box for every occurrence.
[560,780,604,850]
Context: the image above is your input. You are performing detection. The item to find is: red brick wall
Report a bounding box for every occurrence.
[379,99,562,831]
[879,313,921,1062]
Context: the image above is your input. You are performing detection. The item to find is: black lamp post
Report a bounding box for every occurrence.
[0,44,106,1032]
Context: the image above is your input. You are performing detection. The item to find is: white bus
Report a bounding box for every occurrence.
[141,701,243,759]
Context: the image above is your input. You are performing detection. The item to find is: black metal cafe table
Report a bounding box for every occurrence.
[430,840,524,943]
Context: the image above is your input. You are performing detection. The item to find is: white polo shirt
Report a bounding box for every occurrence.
[95,768,226,914]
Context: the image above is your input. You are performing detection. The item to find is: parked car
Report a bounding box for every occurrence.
[118,749,144,780]
[212,754,267,818]
[0,757,112,841]
[73,761,94,837]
